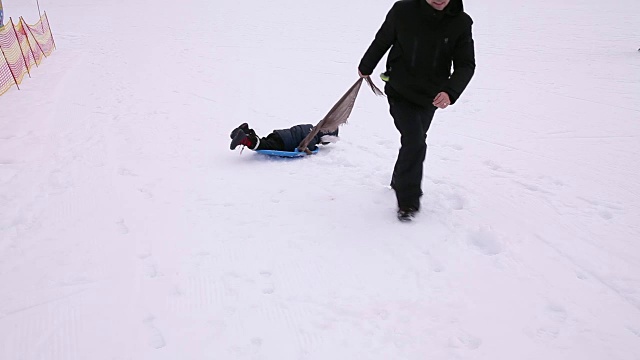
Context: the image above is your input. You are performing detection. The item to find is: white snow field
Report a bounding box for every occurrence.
[1,0,640,359]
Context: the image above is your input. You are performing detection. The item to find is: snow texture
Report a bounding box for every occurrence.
[1,0,639,359]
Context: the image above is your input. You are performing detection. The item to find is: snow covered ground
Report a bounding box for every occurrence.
[1,0,639,359]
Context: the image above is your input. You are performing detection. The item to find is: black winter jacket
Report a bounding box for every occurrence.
[358,0,475,107]
[274,124,338,151]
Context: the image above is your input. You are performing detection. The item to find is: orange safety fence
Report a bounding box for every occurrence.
[16,18,39,68]
[0,12,55,96]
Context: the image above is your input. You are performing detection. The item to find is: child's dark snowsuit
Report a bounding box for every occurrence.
[230,123,338,152]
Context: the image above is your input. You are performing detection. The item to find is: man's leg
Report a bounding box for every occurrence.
[389,97,436,211]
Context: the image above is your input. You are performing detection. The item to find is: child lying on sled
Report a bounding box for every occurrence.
[229,123,339,152]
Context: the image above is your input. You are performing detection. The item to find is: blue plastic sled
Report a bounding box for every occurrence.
[255,148,319,158]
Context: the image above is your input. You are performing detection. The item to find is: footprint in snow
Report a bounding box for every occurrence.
[118,167,138,177]
[626,325,640,338]
[251,337,263,347]
[524,301,568,343]
[575,271,588,280]
[484,160,515,174]
[578,196,621,221]
[145,262,160,278]
[138,188,153,199]
[260,271,275,295]
[143,315,166,349]
[117,219,129,235]
[446,192,465,210]
[467,228,504,256]
[448,330,482,350]
[444,143,464,151]
[598,210,613,220]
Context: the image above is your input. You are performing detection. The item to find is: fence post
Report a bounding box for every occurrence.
[10,18,31,77]
[19,17,39,67]
[37,0,43,31]
[21,16,47,58]
[44,12,56,50]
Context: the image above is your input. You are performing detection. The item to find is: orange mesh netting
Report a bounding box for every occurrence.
[0,24,16,95]
[0,19,28,94]
[15,19,39,68]
[0,48,14,95]
[23,13,54,57]
[0,13,54,96]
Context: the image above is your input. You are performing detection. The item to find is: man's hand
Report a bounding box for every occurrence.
[433,92,451,109]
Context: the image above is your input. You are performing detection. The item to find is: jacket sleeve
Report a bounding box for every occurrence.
[442,24,476,104]
[358,5,397,76]
[307,135,320,151]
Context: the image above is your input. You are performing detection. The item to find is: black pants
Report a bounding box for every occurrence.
[389,97,436,210]
[256,133,285,151]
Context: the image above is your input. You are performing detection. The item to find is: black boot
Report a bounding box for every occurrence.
[229,123,257,139]
[230,130,259,150]
[397,207,418,222]
[230,123,250,138]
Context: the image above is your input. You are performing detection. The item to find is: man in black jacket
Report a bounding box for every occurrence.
[358,0,475,221]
